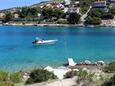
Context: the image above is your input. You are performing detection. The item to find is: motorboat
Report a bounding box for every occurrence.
[32,38,57,45]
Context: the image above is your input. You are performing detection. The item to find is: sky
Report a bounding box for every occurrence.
[0,0,48,10]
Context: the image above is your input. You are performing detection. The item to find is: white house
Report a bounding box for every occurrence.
[0,13,5,18]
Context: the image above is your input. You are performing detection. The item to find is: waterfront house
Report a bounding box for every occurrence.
[92,0,108,11]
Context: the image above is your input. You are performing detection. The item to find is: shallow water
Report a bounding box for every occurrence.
[0,26,115,71]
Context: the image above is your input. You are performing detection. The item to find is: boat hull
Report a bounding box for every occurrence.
[33,40,57,45]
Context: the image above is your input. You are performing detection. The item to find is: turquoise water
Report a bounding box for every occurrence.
[0,26,115,71]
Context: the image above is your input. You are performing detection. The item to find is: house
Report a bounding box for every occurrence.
[0,12,5,18]
[92,0,107,11]
[109,0,115,3]
[64,0,80,13]
[109,0,115,7]
[13,13,19,18]
[65,0,71,6]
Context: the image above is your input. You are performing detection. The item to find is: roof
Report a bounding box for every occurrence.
[92,1,107,8]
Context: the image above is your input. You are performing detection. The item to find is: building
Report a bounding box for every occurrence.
[109,0,115,7]
[92,0,107,11]
[64,0,80,13]
[0,12,5,18]
[13,13,19,18]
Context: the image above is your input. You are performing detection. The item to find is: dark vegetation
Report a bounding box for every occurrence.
[26,69,57,84]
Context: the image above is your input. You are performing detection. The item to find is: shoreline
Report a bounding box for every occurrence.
[0,23,115,27]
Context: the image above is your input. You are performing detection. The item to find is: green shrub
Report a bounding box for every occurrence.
[64,70,94,79]
[101,75,115,86]
[25,69,57,84]
[101,13,114,19]
[57,19,68,24]
[64,71,78,78]
[109,7,115,15]
[0,81,14,86]
[0,71,8,81]
[80,0,94,14]
[10,72,22,83]
[85,16,101,25]
[104,62,115,73]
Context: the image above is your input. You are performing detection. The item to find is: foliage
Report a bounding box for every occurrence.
[19,7,41,18]
[0,71,22,86]
[77,70,94,78]
[101,75,115,86]
[101,13,114,19]
[80,0,94,14]
[0,81,14,86]
[64,71,78,78]
[103,62,115,73]
[109,7,115,15]
[0,71,8,81]
[88,8,114,19]
[57,19,68,24]
[10,72,22,83]
[42,7,64,20]
[76,70,94,86]
[3,12,13,22]
[67,13,80,24]
[85,16,101,25]
[26,69,57,84]
[64,70,94,79]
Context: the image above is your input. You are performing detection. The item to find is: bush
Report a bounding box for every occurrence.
[26,69,57,84]
[64,71,78,78]
[57,19,68,24]
[101,13,114,19]
[101,75,115,86]
[103,62,115,73]
[109,7,115,15]
[0,81,14,86]
[64,70,94,79]
[87,8,114,20]
[0,71,8,81]
[85,16,101,25]
[10,72,22,83]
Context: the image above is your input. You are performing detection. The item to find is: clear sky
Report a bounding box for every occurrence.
[0,0,48,10]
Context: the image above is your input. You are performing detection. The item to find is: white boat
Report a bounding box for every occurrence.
[32,38,57,45]
[112,21,115,27]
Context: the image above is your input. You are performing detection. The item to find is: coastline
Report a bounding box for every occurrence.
[0,23,115,27]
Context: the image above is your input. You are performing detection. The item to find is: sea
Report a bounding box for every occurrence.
[0,26,115,71]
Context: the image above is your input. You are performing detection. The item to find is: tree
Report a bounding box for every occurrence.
[41,7,64,20]
[19,7,41,18]
[80,0,94,14]
[67,12,80,24]
[88,8,114,20]
[3,12,13,22]
[88,8,103,18]
[42,7,53,20]
[52,8,64,18]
